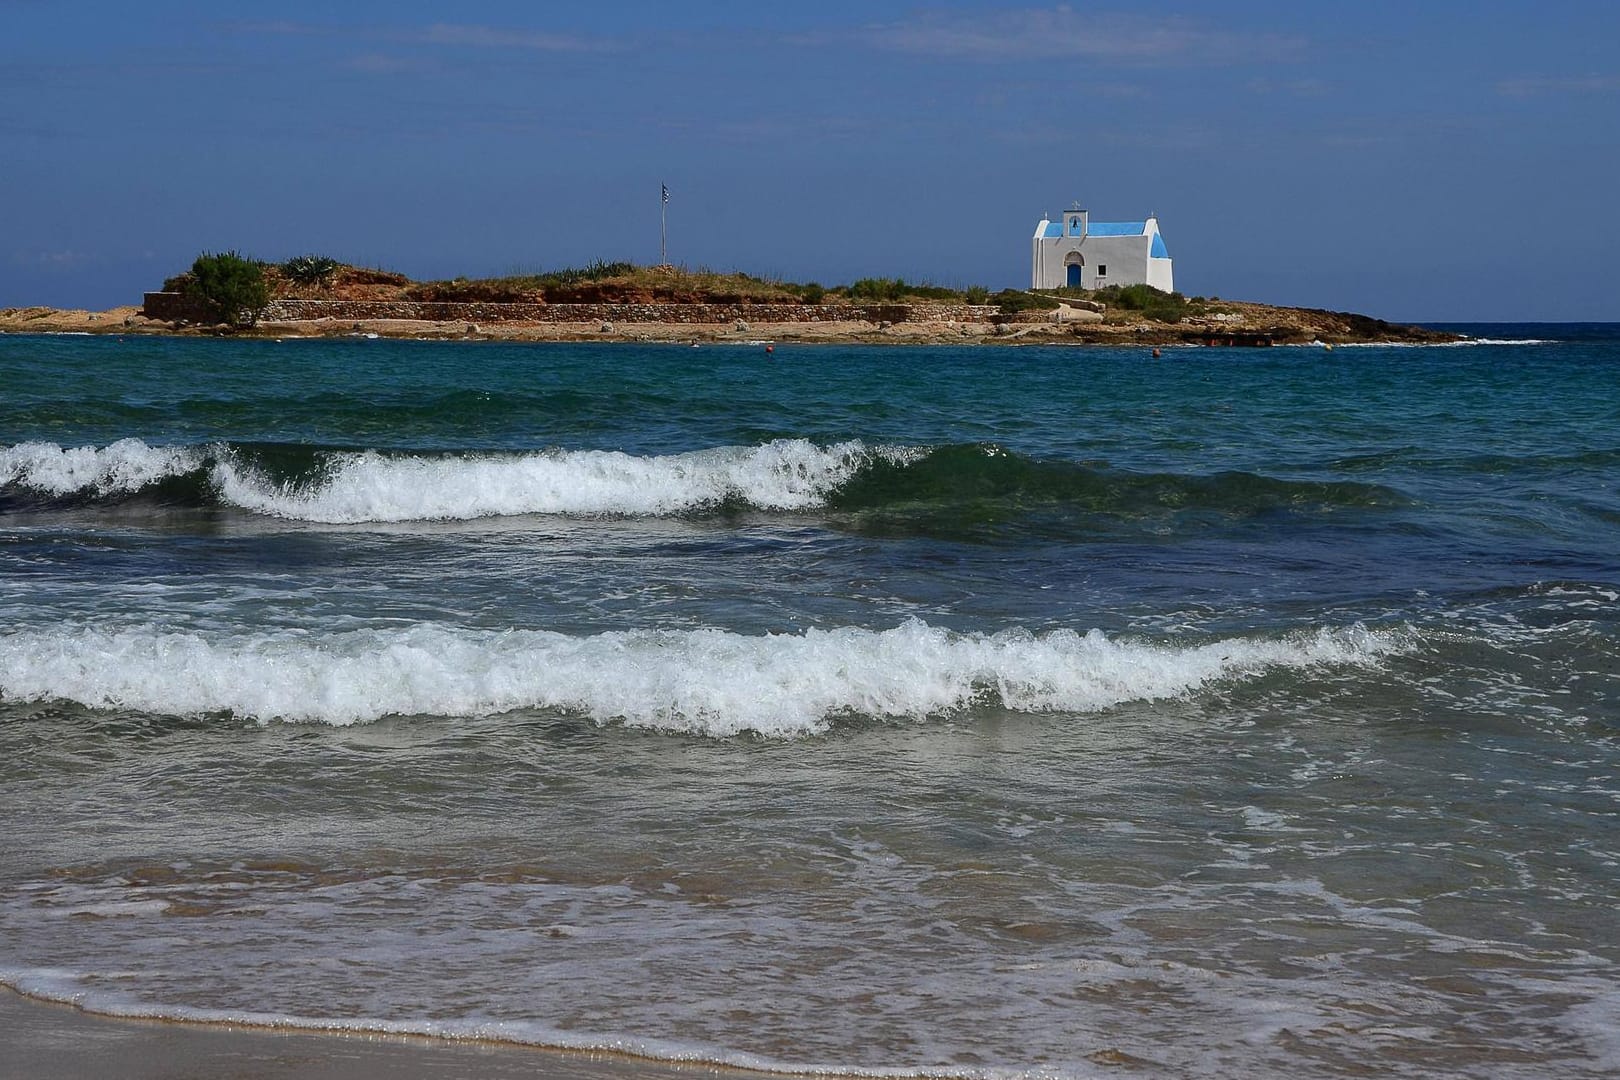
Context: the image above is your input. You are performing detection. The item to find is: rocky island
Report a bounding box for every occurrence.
[2,256,1460,346]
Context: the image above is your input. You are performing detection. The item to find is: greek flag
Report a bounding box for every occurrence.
[662,184,670,204]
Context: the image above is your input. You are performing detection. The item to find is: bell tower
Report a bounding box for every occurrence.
[1061,203,1088,240]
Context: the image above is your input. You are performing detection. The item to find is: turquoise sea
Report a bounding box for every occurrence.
[1,328,1617,1078]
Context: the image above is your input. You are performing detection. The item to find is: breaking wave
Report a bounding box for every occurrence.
[0,438,204,497]
[1,438,919,522]
[1,438,1404,528]
[0,619,1406,735]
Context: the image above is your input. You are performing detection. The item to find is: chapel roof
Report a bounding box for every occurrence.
[1039,220,1149,239]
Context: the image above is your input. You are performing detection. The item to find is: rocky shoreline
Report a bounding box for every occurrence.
[0,299,1460,347]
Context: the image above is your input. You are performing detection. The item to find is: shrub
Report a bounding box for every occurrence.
[990,289,1060,314]
[797,282,826,304]
[185,251,269,326]
[282,254,342,287]
[844,278,978,302]
[847,277,906,301]
[1093,283,1189,323]
[538,260,638,287]
[965,285,990,304]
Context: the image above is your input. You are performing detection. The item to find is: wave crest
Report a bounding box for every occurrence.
[0,620,1406,735]
[215,439,918,523]
[2,439,1404,531]
[0,438,203,497]
[1,438,926,522]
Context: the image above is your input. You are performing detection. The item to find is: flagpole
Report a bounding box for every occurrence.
[660,183,668,265]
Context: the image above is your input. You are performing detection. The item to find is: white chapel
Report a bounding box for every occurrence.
[1031,206,1173,292]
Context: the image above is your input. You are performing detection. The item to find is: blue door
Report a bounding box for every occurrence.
[1066,264,1082,287]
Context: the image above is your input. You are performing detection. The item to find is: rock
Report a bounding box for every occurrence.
[1053,306,1103,324]
[600,322,614,333]
[735,320,750,332]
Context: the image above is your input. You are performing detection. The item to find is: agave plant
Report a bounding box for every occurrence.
[281,254,342,287]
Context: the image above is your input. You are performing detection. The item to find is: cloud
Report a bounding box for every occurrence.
[0,116,72,139]
[230,19,314,37]
[1497,74,1620,97]
[848,6,1304,65]
[232,19,621,54]
[342,53,428,75]
[1247,77,1330,97]
[414,23,619,52]
[11,249,103,270]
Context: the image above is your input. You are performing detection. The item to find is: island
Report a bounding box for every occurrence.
[1,257,1459,346]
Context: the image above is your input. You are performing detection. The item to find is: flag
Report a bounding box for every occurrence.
[661,184,670,204]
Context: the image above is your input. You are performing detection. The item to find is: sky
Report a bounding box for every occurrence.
[3,1,1617,321]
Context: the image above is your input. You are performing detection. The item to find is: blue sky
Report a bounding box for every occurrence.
[3,1,1617,320]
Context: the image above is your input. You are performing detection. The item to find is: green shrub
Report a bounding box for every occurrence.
[185,251,269,326]
[847,277,906,301]
[282,254,342,286]
[990,289,1060,314]
[798,282,826,304]
[537,260,638,287]
[906,282,963,301]
[1093,283,1189,323]
[965,285,990,304]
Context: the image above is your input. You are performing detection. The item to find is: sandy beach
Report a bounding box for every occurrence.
[1,989,773,1080]
[3,328,1618,1077]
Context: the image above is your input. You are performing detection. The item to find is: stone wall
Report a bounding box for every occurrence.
[142,292,1003,327]
[141,292,212,323]
[257,299,1001,325]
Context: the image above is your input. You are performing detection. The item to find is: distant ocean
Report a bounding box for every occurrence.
[2,325,1617,1078]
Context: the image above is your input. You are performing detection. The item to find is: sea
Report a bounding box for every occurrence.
[1,326,1617,1079]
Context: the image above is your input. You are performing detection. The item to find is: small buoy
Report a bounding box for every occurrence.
[1152,348,1162,358]
[765,345,774,354]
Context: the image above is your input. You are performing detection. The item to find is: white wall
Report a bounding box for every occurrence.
[1031,232,1153,289]
[1029,219,1175,293]
[1146,257,1175,292]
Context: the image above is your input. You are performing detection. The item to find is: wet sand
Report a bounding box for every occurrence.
[0,989,782,1080]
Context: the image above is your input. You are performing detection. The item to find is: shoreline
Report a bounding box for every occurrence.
[1,303,1462,347]
[0,986,831,1080]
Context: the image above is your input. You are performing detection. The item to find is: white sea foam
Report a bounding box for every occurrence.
[1301,338,1551,348]
[0,967,966,1078]
[2,438,922,521]
[0,619,1405,735]
[0,439,203,496]
[212,439,918,523]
